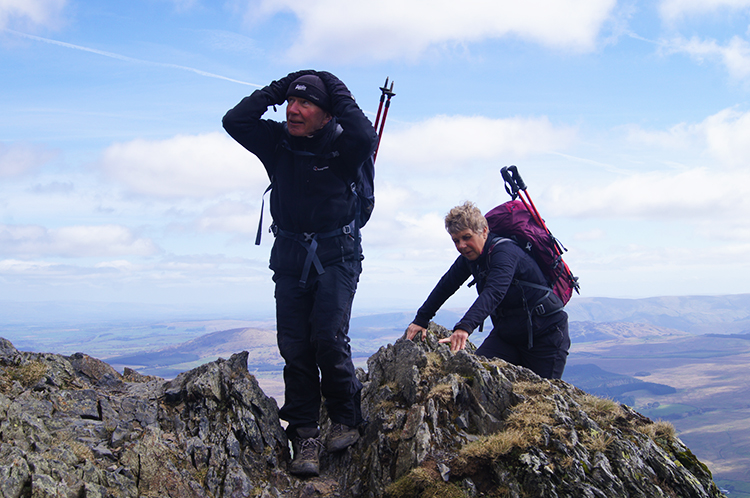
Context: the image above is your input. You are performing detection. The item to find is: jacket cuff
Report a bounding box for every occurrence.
[453,321,474,335]
[412,315,430,329]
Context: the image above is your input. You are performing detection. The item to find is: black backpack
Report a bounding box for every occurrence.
[350,153,375,230]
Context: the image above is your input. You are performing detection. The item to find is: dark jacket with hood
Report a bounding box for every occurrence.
[222,73,378,277]
[413,234,567,345]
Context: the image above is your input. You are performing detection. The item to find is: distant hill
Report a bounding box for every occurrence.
[106,327,282,378]
[354,293,750,339]
[96,300,746,378]
[562,363,677,405]
[569,321,688,342]
[566,294,750,334]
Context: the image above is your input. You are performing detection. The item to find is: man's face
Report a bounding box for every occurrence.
[286,96,332,137]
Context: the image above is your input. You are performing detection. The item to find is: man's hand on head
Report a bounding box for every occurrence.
[265,70,316,106]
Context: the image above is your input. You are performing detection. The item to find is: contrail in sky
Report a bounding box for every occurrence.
[5,29,262,88]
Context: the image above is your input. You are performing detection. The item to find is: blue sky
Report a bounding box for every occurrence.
[2,0,750,317]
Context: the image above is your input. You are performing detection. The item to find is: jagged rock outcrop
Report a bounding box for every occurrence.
[0,324,725,498]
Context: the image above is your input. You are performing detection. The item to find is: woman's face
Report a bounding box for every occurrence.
[451,226,488,261]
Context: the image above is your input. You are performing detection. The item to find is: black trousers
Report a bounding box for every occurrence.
[475,319,570,379]
[274,260,363,435]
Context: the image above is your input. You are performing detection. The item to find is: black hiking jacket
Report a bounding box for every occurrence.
[413,235,567,344]
[223,85,377,277]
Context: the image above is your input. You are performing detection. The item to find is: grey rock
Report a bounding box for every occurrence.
[0,445,31,498]
[0,325,727,498]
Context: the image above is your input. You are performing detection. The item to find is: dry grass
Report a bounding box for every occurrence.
[581,430,615,453]
[506,398,555,432]
[458,428,529,461]
[421,352,445,380]
[68,440,95,463]
[513,380,555,398]
[426,383,454,404]
[385,467,467,498]
[456,380,558,464]
[0,361,48,392]
[577,394,624,427]
[507,381,555,436]
[486,358,509,368]
[486,487,515,498]
[639,420,676,442]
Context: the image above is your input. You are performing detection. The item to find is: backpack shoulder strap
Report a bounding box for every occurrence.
[255,182,274,245]
[467,236,514,287]
[255,125,345,245]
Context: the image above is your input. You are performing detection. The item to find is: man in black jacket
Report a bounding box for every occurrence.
[223,70,378,477]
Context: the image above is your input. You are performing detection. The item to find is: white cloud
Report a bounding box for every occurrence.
[538,106,750,223]
[99,132,269,198]
[664,35,750,80]
[659,0,750,20]
[0,254,275,305]
[0,0,66,30]
[549,166,750,220]
[381,115,577,170]
[700,107,750,165]
[0,224,160,258]
[624,121,698,150]
[193,201,258,234]
[574,228,606,241]
[0,142,56,178]
[626,106,750,167]
[571,240,750,299]
[695,218,750,240]
[250,0,617,61]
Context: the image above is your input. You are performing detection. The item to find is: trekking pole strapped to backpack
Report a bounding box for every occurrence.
[373,77,389,133]
[502,166,544,234]
[486,166,580,305]
[501,165,569,259]
[373,77,395,164]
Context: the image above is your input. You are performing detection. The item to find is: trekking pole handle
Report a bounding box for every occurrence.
[506,165,527,191]
[379,77,391,95]
[501,165,525,198]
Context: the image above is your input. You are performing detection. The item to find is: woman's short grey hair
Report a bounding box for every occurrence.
[445,201,488,235]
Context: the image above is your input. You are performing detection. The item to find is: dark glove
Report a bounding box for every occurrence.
[265,69,316,106]
[316,71,354,103]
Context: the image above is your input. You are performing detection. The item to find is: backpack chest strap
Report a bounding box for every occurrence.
[274,220,355,287]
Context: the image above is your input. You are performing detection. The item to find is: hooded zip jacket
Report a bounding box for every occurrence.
[223,81,378,277]
[413,235,567,345]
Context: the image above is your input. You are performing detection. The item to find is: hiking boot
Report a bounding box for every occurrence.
[290,427,321,477]
[326,423,360,453]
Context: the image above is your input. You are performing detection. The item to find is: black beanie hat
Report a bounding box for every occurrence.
[286,74,331,113]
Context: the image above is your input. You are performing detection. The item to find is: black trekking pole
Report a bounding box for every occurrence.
[502,165,564,255]
[501,165,546,229]
[373,77,389,132]
[373,78,395,163]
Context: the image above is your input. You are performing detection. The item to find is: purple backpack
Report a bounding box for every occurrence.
[485,200,579,305]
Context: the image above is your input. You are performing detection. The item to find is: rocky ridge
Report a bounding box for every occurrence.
[0,323,725,497]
